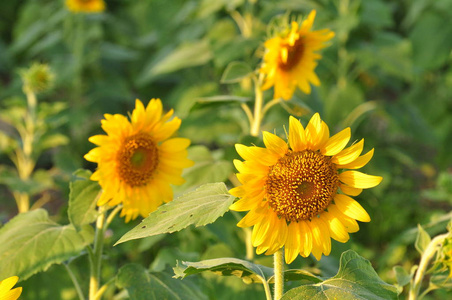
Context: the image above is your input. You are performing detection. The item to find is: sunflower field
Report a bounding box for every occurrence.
[0,0,452,299]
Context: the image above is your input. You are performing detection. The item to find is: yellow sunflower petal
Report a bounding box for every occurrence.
[285,222,302,264]
[328,205,360,233]
[336,149,374,169]
[299,220,313,257]
[263,131,288,156]
[88,134,109,146]
[235,144,279,166]
[312,217,331,255]
[321,127,351,156]
[307,220,323,260]
[0,276,19,294]
[322,211,349,243]
[305,113,323,149]
[237,211,262,228]
[252,218,272,247]
[334,194,371,222]
[160,138,191,153]
[339,171,383,189]
[340,184,362,196]
[331,139,364,165]
[288,116,306,151]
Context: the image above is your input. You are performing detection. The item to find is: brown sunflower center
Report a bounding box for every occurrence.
[265,150,339,222]
[117,133,159,187]
[278,38,305,71]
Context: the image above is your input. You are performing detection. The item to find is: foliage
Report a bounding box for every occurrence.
[0,0,451,299]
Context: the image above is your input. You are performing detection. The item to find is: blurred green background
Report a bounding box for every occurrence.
[1,0,452,299]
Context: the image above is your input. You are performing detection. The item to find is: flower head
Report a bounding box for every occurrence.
[85,99,193,222]
[66,0,106,13]
[230,114,382,263]
[0,276,22,300]
[260,10,334,100]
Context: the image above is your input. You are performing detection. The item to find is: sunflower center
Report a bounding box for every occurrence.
[117,133,159,187]
[278,38,305,71]
[265,150,339,222]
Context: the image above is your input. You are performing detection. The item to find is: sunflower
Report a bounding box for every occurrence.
[260,10,334,100]
[0,276,22,300]
[66,0,106,13]
[229,114,382,263]
[85,99,193,222]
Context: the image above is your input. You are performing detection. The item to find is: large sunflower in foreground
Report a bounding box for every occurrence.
[85,99,193,222]
[66,0,106,13]
[230,114,382,263]
[260,10,334,100]
[0,276,22,300]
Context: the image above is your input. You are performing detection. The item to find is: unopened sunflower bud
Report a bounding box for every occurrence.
[20,63,55,94]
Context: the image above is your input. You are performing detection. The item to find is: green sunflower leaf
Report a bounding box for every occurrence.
[173,258,321,285]
[220,61,253,84]
[0,209,94,280]
[281,250,398,300]
[68,169,101,231]
[116,264,207,300]
[415,224,431,255]
[173,257,274,284]
[115,182,235,245]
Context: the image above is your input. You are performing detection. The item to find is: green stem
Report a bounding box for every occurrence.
[250,74,264,137]
[408,233,448,300]
[273,249,284,300]
[64,263,85,300]
[262,278,273,300]
[89,206,107,300]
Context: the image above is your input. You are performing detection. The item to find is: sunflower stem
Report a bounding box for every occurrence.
[273,249,284,300]
[250,74,264,137]
[408,233,448,300]
[89,206,107,300]
[64,263,85,300]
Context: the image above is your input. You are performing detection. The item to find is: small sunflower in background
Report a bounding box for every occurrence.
[0,276,22,300]
[85,99,193,222]
[66,0,106,13]
[230,114,382,263]
[260,10,334,100]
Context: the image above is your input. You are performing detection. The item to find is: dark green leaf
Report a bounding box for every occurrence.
[115,183,235,245]
[116,264,207,300]
[173,257,273,284]
[281,250,398,300]
[68,169,101,231]
[0,209,94,280]
[220,61,253,84]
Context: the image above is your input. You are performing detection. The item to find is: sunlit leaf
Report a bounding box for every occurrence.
[115,183,235,245]
[116,264,207,300]
[281,250,398,300]
[0,209,94,280]
[173,257,273,284]
[68,169,101,231]
[415,224,431,254]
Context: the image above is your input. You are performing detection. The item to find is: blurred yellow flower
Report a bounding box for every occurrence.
[0,276,22,300]
[85,99,193,222]
[230,114,382,263]
[260,10,334,100]
[66,0,106,13]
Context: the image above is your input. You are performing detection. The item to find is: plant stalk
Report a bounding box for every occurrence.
[408,233,448,300]
[273,249,284,300]
[250,74,264,137]
[89,206,107,300]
